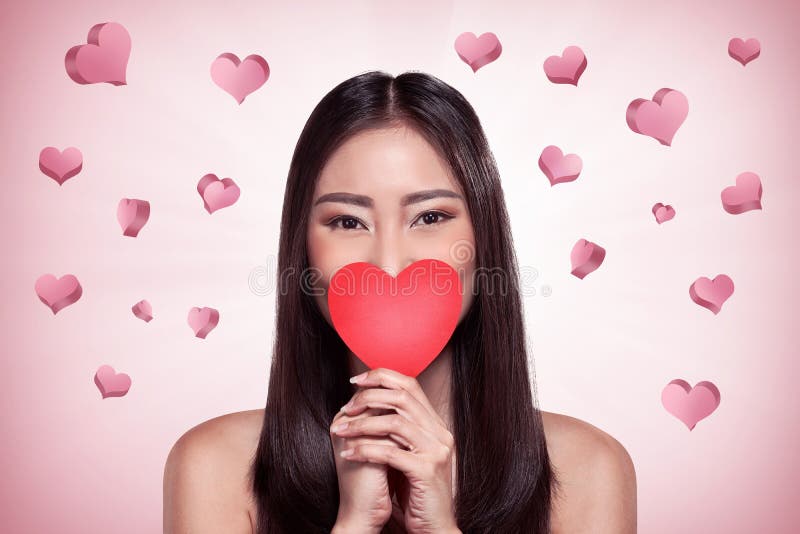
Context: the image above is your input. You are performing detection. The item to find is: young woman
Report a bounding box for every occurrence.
[164,70,637,534]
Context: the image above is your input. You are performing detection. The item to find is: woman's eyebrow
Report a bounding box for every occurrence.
[313,189,463,208]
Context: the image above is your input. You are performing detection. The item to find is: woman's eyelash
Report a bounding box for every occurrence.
[325,211,453,230]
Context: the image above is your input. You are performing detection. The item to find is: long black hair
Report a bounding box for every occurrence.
[248,69,560,533]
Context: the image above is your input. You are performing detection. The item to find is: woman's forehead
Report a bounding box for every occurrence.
[315,127,460,197]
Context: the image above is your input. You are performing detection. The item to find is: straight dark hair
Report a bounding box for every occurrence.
[248,69,561,533]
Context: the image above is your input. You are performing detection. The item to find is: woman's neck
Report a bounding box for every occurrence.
[346,342,455,432]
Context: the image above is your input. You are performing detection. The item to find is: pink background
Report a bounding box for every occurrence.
[2,0,798,532]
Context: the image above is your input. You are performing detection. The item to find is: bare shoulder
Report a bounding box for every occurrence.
[541,410,637,533]
[163,409,264,534]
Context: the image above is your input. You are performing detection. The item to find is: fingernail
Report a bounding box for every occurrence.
[349,372,367,384]
[340,448,354,457]
[331,422,348,432]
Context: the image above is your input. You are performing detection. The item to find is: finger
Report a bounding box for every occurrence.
[331,409,409,449]
[339,442,419,476]
[332,412,437,453]
[350,368,445,427]
[342,387,450,446]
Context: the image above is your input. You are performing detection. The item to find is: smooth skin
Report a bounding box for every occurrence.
[163,125,637,533]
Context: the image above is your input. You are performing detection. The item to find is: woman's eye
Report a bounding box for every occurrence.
[413,211,453,227]
[327,216,366,231]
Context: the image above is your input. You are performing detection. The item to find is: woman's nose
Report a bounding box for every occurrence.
[369,229,413,276]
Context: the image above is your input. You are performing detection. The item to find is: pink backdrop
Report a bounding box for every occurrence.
[2,0,798,532]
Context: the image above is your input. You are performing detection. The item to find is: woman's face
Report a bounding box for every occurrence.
[306,125,477,328]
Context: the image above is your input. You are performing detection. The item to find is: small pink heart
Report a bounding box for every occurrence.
[626,88,689,146]
[721,172,762,215]
[39,146,83,185]
[94,365,132,399]
[117,198,150,237]
[661,379,720,430]
[188,306,220,339]
[689,274,734,314]
[454,32,502,73]
[570,239,606,279]
[35,274,82,314]
[210,53,270,104]
[132,299,153,322]
[65,22,131,85]
[543,45,587,86]
[197,173,240,214]
[652,202,676,224]
[538,145,583,186]
[728,37,760,66]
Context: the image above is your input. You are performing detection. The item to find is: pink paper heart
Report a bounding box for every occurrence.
[34,274,82,314]
[570,238,606,279]
[689,274,734,314]
[94,365,132,399]
[538,145,583,186]
[721,172,762,214]
[197,173,240,214]
[132,299,153,322]
[626,88,689,146]
[728,37,760,66]
[454,32,502,73]
[210,53,270,104]
[39,146,83,185]
[117,198,150,237]
[65,22,131,85]
[543,45,587,86]
[652,202,676,224]
[188,306,220,339]
[661,379,721,430]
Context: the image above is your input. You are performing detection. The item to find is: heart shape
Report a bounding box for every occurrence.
[210,53,270,104]
[652,202,676,224]
[132,299,153,322]
[65,22,131,85]
[661,379,721,430]
[689,274,734,314]
[538,145,583,186]
[721,172,762,214]
[728,37,760,66]
[543,45,587,85]
[35,273,83,314]
[197,173,240,214]
[39,146,83,185]
[327,259,462,377]
[117,198,150,237]
[188,306,220,338]
[626,88,689,146]
[570,238,605,279]
[94,365,132,399]
[454,32,503,73]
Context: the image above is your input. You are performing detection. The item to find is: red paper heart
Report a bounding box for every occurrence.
[327,259,462,377]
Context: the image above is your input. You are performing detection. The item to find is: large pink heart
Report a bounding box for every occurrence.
[661,379,721,430]
[327,259,462,377]
[543,45,587,86]
[728,37,760,66]
[65,22,131,85]
[454,32,502,73]
[210,53,270,104]
[539,145,583,186]
[35,274,83,314]
[197,173,240,214]
[689,274,734,314]
[721,172,762,215]
[94,365,132,399]
[188,306,220,339]
[39,146,83,185]
[626,88,689,146]
[570,238,606,279]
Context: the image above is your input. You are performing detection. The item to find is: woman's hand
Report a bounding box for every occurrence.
[330,405,403,532]
[332,367,460,534]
